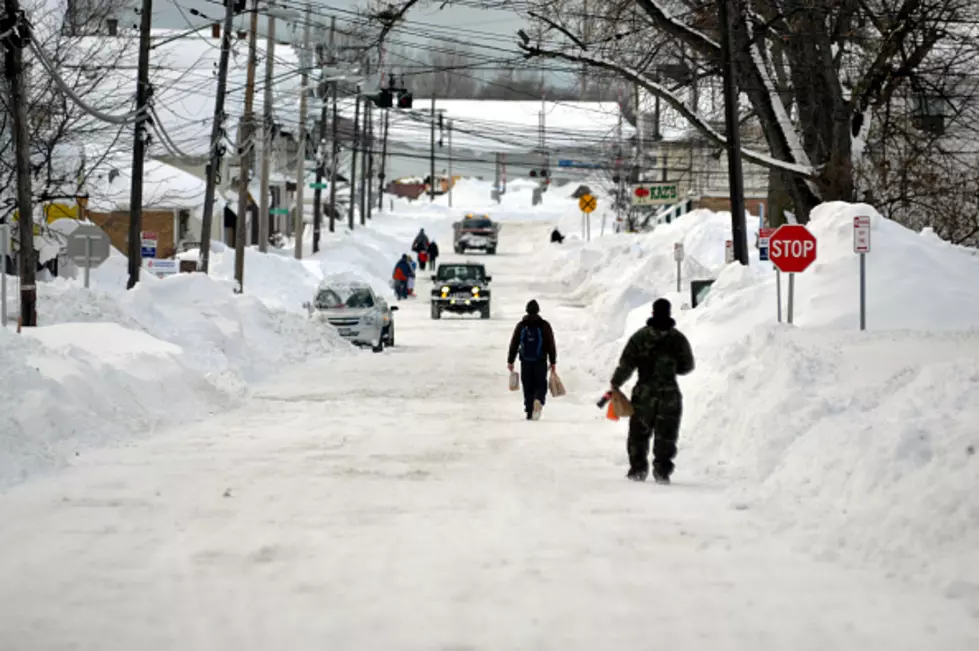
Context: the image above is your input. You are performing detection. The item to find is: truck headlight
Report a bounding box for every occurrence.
[441,285,449,297]
[471,286,480,296]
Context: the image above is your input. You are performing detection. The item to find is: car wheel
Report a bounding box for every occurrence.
[431,304,441,320]
[487,248,496,255]
[372,334,384,353]
[480,304,490,319]
[455,247,464,254]
[386,323,395,347]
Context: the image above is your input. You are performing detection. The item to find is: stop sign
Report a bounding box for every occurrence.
[768,224,817,273]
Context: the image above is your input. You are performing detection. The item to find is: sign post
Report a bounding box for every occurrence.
[854,215,871,331]
[674,242,684,293]
[578,194,597,241]
[140,231,158,259]
[724,239,734,264]
[758,226,778,321]
[768,224,818,325]
[66,224,112,289]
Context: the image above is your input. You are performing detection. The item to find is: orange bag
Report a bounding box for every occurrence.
[606,389,634,421]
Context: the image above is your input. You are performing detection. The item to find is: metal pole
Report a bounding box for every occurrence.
[348,87,360,230]
[360,103,368,224]
[776,269,782,323]
[294,3,312,259]
[676,259,681,293]
[258,8,276,253]
[312,16,334,252]
[718,0,749,265]
[234,0,259,291]
[787,272,794,324]
[125,0,153,290]
[859,252,866,330]
[447,119,453,208]
[84,236,91,289]
[429,96,436,202]
[198,0,236,273]
[365,106,373,221]
[494,152,501,203]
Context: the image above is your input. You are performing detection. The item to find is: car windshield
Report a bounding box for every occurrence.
[438,265,485,282]
[465,218,492,229]
[315,285,374,309]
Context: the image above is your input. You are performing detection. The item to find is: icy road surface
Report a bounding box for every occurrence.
[0,223,976,650]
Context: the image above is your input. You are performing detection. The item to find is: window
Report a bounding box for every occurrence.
[438,266,484,282]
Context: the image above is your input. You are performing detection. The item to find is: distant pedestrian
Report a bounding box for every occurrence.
[392,254,414,300]
[427,240,440,270]
[507,300,557,421]
[550,228,564,244]
[412,229,430,256]
[609,298,694,484]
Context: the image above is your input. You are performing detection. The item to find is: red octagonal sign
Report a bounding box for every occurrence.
[768,224,817,273]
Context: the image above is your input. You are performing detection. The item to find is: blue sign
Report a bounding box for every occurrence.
[558,159,602,169]
[759,246,769,262]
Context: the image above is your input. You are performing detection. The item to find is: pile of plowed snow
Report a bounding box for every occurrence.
[544,201,979,609]
[0,211,434,489]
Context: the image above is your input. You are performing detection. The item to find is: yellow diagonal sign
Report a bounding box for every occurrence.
[579,194,597,213]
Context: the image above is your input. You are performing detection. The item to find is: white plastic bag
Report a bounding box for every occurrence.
[508,371,520,391]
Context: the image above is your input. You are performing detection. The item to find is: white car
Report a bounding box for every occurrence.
[304,282,397,352]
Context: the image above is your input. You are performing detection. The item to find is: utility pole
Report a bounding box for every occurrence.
[429,96,436,201]
[493,152,501,204]
[199,0,236,272]
[360,103,368,224]
[719,0,748,265]
[348,87,360,229]
[294,3,312,260]
[234,0,259,291]
[447,119,453,208]
[126,0,153,291]
[312,16,335,253]
[258,8,275,253]
[377,106,389,211]
[616,84,624,228]
[3,3,36,325]
[328,80,339,233]
[365,106,374,221]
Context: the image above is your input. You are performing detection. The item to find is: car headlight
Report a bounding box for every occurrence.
[441,285,449,297]
[471,286,480,296]
[362,315,375,325]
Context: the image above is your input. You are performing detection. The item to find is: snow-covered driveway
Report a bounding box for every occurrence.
[0,223,975,649]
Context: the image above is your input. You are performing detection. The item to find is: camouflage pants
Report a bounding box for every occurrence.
[627,390,682,478]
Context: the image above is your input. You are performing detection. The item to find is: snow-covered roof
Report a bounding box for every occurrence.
[86,156,213,213]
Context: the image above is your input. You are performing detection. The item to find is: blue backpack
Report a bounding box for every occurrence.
[519,325,545,362]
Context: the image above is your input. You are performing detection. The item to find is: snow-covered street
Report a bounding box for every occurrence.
[0,222,975,650]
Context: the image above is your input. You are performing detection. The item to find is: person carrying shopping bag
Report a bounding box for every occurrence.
[507,300,557,421]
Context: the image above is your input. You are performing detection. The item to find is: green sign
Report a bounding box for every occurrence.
[631,182,680,206]
[309,182,328,189]
[270,208,290,215]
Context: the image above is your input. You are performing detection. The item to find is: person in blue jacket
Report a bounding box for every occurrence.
[392,254,414,300]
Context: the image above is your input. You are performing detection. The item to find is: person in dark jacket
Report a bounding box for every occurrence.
[610,298,694,484]
[507,300,557,420]
[550,228,564,244]
[427,240,440,270]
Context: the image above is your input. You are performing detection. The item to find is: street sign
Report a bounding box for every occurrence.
[143,258,179,278]
[724,240,734,264]
[579,194,597,213]
[66,223,112,289]
[270,208,290,215]
[673,242,684,261]
[758,227,777,261]
[309,182,328,189]
[632,182,678,206]
[558,159,602,169]
[768,224,817,274]
[853,216,871,253]
[140,230,157,258]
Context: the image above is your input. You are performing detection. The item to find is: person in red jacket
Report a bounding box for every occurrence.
[507,300,557,420]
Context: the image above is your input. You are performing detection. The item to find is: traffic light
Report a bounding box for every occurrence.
[397,91,413,109]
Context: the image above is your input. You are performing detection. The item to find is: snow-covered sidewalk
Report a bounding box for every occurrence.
[0,222,976,649]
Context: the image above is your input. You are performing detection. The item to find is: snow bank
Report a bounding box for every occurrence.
[546,201,979,607]
[1,209,453,488]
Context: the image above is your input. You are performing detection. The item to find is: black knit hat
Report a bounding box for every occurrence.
[652,298,671,318]
[526,299,540,315]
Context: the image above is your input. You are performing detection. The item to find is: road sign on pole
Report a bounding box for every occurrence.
[768,223,817,324]
[854,215,871,330]
[578,194,597,213]
[66,224,112,289]
[140,231,157,258]
[631,182,679,206]
[758,226,777,261]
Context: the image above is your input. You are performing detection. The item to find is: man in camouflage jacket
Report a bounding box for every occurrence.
[610,298,694,483]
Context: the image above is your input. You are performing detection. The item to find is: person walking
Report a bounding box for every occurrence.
[507,300,557,421]
[427,239,439,270]
[609,298,694,484]
[392,254,413,300]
